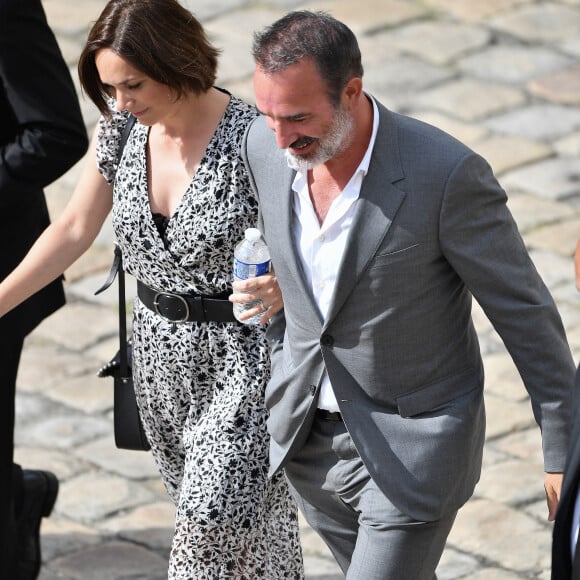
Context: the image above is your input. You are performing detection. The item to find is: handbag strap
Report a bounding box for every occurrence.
[94,114,137,379]
[116,247,129,380]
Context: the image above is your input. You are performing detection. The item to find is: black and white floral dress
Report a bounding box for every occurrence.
[96,94,304,579]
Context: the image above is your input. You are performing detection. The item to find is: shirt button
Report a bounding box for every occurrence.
[318,234,325,242]
[321,334,334,347]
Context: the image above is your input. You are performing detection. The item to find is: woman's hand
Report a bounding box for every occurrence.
[229,272,283,324]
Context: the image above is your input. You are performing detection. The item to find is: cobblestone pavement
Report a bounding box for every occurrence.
[14,0,580,578]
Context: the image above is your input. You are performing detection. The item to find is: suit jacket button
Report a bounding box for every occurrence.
[321,334,334,347]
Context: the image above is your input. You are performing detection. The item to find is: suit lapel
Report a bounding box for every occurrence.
[258,138,323,325]
[324,104,406,325]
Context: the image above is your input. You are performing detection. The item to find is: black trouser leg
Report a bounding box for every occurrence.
[0,336,24,578]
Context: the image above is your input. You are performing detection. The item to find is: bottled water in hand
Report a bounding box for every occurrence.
[232,228,271,325]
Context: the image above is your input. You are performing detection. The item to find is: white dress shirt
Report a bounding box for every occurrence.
[290,96,379,412]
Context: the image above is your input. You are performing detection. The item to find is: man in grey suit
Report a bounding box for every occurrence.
[237,10,576,579]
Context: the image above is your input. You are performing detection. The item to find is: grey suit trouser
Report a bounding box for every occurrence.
[284,412,457,580]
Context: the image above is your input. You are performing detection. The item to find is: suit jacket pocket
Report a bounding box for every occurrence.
[369,242,421,270]
[396,366,481,418]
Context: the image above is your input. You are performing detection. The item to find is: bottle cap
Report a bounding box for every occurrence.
[245,228,262,242]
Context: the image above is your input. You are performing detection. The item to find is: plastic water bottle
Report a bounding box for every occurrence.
[233,228,271,325]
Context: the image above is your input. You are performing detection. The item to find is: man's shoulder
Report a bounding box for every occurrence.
[376,100,472,155]
[243,116,286,167]
[245,115,274,146]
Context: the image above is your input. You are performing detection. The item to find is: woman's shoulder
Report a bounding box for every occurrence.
[96,99,135,184]
[220,90,259,123]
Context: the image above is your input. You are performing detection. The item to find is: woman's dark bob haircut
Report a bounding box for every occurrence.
[78,0,220,117]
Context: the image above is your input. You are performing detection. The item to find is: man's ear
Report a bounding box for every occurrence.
[342,77,363,111]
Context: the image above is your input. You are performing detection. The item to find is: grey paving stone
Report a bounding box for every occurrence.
[302,555,343,579]
[436,548,481,580]
[422,0,529,22]
[468,570,525,580]
[485,104,580,141]
[482,351,528,402]
[17,412,112,450]
[484,394,535,440]
[412,111,489,147]
[48,541,168,580]
[31,301,119,351]
[507,193,572,235]
[478,330,507,357]
[43,0,108,35]
[46,371,113,414]
[476,458,545,506]
[302,0,426,35]
[489,3,580,43]
[529,64,580,106]
[472,134,551,175]
[555,131,580,156]
[561,36,580,58]
[75,436,161,480]
[206,7,287,85]
[471,299,495,336]
[481,445,511,470]
[98,501,174,552]
[363,56,454,111]
[41,517,103,562]
[411,78,525,122]
[524,498,552,525]
[58,471,155,522]
[181,0,250,21]
[458,45,574,84]
[375,21,490,65]
[18,341,96,392]
[522,216,580,258]
[14,445,90,481]
[528,249,577,290]
[299,515,335,558]
[67,270,137,307]
[488,425,543,466]
[566,326,580,361]
[448,498,550,572]
[554,297,580,331]
[502,157,580,201]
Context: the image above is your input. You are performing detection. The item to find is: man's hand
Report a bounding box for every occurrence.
[545,472,564,521]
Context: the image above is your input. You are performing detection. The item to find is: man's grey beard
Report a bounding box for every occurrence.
[285,107,354,172]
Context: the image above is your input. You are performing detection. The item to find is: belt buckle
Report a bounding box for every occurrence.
[153,292,190,323]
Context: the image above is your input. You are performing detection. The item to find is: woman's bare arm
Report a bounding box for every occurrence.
[0,129,113,317]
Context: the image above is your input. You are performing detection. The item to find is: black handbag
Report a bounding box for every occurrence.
[95,113,149,451]
[96,246,150,451]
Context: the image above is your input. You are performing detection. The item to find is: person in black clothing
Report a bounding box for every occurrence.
[552,242,580,580]
[0,0,88,577]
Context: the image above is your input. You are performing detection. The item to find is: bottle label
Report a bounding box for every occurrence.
[234,258,271,280]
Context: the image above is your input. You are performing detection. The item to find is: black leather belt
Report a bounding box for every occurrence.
[316,409,343,422]
[137,281,236,323]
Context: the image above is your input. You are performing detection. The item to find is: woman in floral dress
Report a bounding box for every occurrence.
[0,0,304,578]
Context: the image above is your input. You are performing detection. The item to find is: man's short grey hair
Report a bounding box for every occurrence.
[252,10,364,107]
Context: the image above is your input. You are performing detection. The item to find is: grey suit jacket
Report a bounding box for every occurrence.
[242,100,575,522]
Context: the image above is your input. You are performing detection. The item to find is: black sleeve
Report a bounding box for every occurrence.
[0,0,89,208]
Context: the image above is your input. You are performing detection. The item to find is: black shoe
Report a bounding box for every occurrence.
[16,470,59,580]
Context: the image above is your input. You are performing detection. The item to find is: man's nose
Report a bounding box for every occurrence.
[268,119,294,150]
